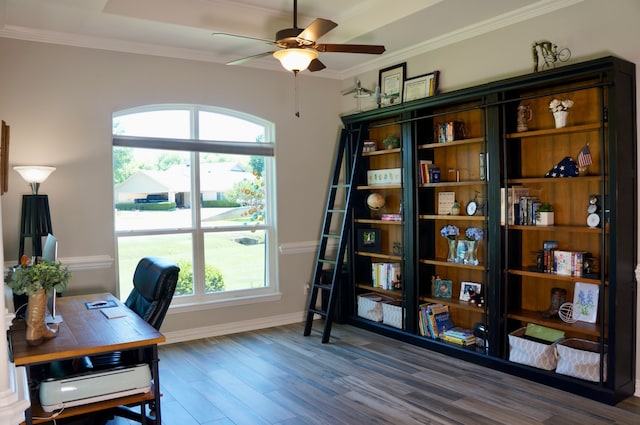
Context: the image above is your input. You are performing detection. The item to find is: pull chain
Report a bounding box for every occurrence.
[294,70,300,117]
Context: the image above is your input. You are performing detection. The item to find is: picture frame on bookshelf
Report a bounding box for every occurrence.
[403,71,440,102]
[572,282,599,323]
[459,281,482,302]
[378,63,406,107]
[433,278,452,298]
[357,228,381,253]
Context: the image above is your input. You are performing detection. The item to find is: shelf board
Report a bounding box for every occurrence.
[419,214,485,221]
[420,180,485,188]
[355,218,404,225]
[356,251,403,261]
[507,309,603,337]
[356,283,402,298]
[507,267,603,285]
[505,123,602,139]
[357,184,402,190]
[505,224,606,234]
[507,175,602,184]
[418,137,485,149]
[419,258,485,271]
[419,296,487,313]
[363,147,402,156]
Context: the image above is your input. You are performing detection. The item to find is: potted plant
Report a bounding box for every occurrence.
[8,256,72,346]
[382,135,400,149]
[536,203,554,226]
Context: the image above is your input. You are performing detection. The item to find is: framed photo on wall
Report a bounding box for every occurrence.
[403,71,440,102]
[378,63,406,107]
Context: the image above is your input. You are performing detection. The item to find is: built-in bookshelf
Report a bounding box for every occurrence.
[340,56,636,404]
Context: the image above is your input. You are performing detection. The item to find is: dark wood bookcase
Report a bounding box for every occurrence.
[340,56,636,404]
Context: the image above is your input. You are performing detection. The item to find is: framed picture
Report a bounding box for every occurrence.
[1,120,9,195]
[459,281,481,302]
[433,279,452,298]
[572,282,599,323]
[378,62,406,107]
[357,228,381,253]
[403,71,440,102]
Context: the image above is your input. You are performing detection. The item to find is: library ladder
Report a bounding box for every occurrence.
[304,124,366,343]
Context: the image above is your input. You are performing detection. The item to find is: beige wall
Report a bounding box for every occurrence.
[0,38,342,335]
[1,0,639,389]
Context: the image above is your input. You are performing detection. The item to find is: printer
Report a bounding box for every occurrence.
[39,364,151,412]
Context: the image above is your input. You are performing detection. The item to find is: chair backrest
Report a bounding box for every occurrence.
[42,234,58,261]
[124,257,180,330]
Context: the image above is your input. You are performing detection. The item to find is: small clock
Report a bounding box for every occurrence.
[587,213,601,228]
[466,200,478,216]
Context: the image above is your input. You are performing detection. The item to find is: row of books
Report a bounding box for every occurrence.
[417,303,476,346]
[419,160,441,184]
[541,241,589,276]
[500,186,530,225]
[371,262,402,290]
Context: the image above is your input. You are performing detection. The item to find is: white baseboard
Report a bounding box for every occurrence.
[161,311,307,344]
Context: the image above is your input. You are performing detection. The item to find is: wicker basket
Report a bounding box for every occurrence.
[556,338,607,382]
[382,300,404,328]
[357,293,393,322]
[508,327,558,370]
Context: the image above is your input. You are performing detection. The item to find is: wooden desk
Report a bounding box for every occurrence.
[10,293,165,425]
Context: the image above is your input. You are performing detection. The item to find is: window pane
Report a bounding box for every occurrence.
[114,148,191,231]
[116,234,194,299]
[114,110,190,138]
[199,111,265,143]
[203,230,266,293]
[200,155,266,228]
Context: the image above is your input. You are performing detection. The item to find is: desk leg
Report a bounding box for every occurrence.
[150,345,161,425]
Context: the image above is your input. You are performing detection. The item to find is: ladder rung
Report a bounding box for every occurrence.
[308,308,327,317]
[318,259,336,265]
[331,184,350,189]
[323,233,341,239]
[313,283,332,291]
[327,209,346,213]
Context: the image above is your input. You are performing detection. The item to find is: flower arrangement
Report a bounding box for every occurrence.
[549,98,574,112]
[465,227,484,241]
[440,224,459,240]
[8,256,71,297]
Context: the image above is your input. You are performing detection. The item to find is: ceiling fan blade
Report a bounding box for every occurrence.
[314,44,386,54]
[308,58,326,72]
[297,18,337,43]
[212,32,274,45]
[227,51,275,66]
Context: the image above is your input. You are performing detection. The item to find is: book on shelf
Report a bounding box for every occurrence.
[381,213,402,221]
[442,327,476,346]
[430,307,454,338]
[371,262,402,290]
[500,186,529,225]
[543,240,559,272]
[441,333,476,346]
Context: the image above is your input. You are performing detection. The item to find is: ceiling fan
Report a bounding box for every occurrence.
[218,0,386,73]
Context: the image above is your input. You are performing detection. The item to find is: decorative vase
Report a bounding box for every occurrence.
[26,289,58,346]
[446,239,457,263]
[536,211,554,226]
[553,110,568,128]
[465,240,479,266]
[456,240,468,264]
[517,102,533,132]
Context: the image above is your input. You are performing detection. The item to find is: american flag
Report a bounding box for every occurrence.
[577,143,593,170]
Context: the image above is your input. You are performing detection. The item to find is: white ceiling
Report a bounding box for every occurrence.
[0,0,581,79]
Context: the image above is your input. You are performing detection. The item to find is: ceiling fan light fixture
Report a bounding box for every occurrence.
[273,49,318,72]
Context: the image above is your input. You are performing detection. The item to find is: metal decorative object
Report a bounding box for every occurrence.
[532,40,571,72]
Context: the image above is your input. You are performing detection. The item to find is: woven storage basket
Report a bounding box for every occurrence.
[382,300,404,328]
[508,327,558,370]
[357,292,393,322]
[556,338,607,382]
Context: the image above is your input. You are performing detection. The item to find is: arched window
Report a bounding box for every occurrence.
[112,105,276,304]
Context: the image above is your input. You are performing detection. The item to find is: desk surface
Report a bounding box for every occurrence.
[11,293,165,366]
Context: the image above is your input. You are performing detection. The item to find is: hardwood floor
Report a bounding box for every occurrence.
[116,322,640,425]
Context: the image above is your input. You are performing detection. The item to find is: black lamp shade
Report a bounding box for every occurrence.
[19,194,53,259]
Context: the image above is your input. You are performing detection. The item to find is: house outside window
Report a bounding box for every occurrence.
[112,105,276,305]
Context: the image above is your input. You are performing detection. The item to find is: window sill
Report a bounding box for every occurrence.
[167,291,282,314]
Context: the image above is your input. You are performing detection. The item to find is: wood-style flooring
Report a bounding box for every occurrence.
[114,322,640,425]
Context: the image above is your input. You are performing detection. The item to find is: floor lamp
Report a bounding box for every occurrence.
[14,166,56,260]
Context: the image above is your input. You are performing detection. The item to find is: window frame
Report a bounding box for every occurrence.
[112,104,278,307]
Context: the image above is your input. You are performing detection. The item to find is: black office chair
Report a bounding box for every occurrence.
[89,257,180,370]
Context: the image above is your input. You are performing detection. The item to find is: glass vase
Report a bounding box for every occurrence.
[446,238,456,263]
[465,240,479,266]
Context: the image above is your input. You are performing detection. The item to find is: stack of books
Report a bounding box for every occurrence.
[441,327,476,346]
[418,303,453,339]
